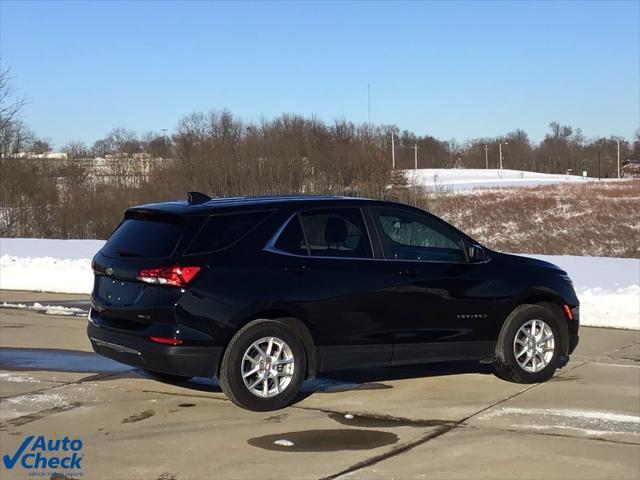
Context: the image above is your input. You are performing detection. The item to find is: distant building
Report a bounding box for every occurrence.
[14,151,68,159]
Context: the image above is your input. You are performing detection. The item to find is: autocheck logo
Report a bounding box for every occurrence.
[3,435,84,474]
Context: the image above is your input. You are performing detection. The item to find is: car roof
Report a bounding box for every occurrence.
[127,194,390,216]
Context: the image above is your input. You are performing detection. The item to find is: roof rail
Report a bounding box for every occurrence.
[187,191,212,205]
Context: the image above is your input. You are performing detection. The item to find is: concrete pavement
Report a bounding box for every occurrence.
[0,291,638,479]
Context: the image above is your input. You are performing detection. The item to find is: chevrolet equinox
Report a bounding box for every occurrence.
[88,193,580,411]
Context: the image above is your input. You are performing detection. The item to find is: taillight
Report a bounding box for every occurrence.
[137,266,201,288]
[563,304,574,320]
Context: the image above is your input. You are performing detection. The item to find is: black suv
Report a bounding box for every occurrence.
[88,193,579,411]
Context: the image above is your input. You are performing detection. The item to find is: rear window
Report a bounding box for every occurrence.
[185,211,271,254]
[299,208,372,258]
[102,218,184,259]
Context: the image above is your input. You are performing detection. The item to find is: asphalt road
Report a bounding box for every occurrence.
[1,290,639,480]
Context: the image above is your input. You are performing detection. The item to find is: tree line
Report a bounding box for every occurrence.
[1,66,639,239]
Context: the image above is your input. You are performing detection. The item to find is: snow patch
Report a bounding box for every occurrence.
[1,392,69,420]
[0,255,95,293]
[481,407,640,437]
[0,238,104,260]
[1,302,85,316]
[0,372,41,383]
[406,168,599,191]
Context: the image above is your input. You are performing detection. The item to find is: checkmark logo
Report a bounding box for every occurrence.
[3,435,34,469]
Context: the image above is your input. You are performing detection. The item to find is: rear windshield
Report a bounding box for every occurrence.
[102,218,184,259]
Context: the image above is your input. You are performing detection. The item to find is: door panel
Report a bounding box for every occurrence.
[390,261,496,363]
[267,207,397,371]
[368,206,496,364]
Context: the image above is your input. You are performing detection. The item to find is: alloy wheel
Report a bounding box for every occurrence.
[513,319,555,373]
[241,336,295,398]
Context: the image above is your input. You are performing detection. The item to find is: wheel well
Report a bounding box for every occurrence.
[220,311,317,380]
[513,294,568,320]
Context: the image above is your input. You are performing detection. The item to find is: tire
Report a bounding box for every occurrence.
[494,304,566,383]
[218,319,307,411]
[143,370,192,383]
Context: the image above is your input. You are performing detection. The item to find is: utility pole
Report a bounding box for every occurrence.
[414,143,418,171]
[484,145,489,169]
[499,142,508,170]
[367,84,371,128]
[161,128,168,156]
[598,150,601,180]
[617,139,621,178]
[391,132,395,169]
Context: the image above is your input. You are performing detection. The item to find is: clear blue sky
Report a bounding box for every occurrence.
[1,0,638,148]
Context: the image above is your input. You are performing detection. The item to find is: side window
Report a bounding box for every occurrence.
[186,211,271,254]
[374,208,465,262]
[299,208,372,258]
[273,215,308,256]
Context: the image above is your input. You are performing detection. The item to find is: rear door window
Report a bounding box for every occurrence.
[299,208,372,258]
[102,218,184,259]
[186,211,271,254]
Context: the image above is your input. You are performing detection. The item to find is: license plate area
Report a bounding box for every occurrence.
[97,276,143,306]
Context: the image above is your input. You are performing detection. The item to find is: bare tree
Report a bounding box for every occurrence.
[32,138,52,155]
[0,67,26,132]
[63,140,89,159]
[0,67,27,157]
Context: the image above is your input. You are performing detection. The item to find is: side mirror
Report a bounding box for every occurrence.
[468,244,488,263]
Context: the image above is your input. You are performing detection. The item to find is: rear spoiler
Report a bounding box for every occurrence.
[123,192,213,220]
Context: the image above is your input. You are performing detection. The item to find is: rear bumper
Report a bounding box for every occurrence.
[87,321,222,378]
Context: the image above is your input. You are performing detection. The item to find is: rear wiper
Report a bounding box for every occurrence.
[115,250,144,257]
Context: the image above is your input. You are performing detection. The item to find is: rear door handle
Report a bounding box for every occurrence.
[284,265,310,274]
[397,269,419,277]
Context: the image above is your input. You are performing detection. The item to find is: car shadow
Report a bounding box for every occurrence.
[322,360,494,384]
[0,347,495,399]
[293,360,494,402]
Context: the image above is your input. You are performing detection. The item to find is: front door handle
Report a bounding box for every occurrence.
[284,265,310,274]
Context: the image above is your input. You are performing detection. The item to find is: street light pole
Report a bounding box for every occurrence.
[414,143,418,171]
[484,145,489,169]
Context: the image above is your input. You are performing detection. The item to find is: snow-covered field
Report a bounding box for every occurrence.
[406,168,600,191]
[0,238,638,330]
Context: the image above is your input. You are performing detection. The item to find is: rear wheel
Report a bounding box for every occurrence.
[218,319,306,411]
[494,304,565,383]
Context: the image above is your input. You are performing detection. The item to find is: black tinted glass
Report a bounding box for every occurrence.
[186,211,270,254]
[274,216,308,256]
[103,219,183,259]
[299,208,372,258]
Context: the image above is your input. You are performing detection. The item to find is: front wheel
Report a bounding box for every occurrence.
[494,304,566,383]
[218,319,307,411]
